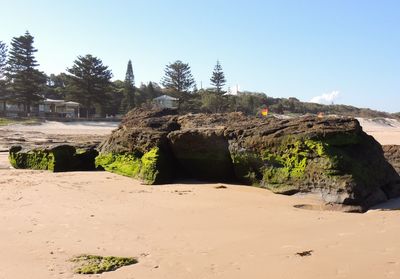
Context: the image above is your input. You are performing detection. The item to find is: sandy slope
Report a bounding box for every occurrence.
[0,119,399,279]
[358,118,400,145]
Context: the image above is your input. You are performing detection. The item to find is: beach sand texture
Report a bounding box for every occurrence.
[0,119,399,279]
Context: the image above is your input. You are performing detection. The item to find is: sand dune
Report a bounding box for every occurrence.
[358,118,400,145]
[0,118,399,278]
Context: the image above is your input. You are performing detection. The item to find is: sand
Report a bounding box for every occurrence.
[358,118,400,145]
[0,119,399,279]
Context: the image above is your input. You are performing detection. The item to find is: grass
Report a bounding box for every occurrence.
[0,117,41,126]
[70,254,138,274]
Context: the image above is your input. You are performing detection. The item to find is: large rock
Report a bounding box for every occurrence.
[97,108,400,210]
[96,109,178,184]
[9,145,99,172]
[383,145,400,175]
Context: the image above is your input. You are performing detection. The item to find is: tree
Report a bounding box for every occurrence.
[5,31,46,113]
[0,41,6,79]
[104,80,124,116]
[43,73,67,99]
[201,90,225,113]
[210,60,226,94]
[120,60,135,113]
[161,60,195,93]
[0,41,7,99]
[66,54,112,118]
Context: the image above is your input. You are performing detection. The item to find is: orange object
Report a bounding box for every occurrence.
[261,108,268,116]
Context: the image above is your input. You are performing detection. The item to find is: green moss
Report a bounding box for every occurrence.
[140,147,161,184]
[70,254,137,274]
[231,152,263,185]
[95,147,173,184]
[95,153,141,177]
[9,147,55,170]
[9,145,99,172]
[262,140,309,179]
[304,140,326,156]
[259,138,335,192]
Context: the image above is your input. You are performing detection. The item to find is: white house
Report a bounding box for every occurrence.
[0,98,80,118]
[39,99,80,118]
[153,95,179,109]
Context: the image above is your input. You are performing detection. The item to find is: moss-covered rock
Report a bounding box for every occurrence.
[9,145,99,172]
[95,147,173,184]
[97,108,400,210]
[70,254,137,274]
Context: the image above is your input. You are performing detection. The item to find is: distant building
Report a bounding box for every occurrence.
[153,95,179,109]
[0,98,80,118]
[39,99,80,118]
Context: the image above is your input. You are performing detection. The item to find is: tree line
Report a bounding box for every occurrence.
[2,31,395,118]
[0,31,234,117]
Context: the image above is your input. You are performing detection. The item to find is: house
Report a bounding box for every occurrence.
[153,95,179,109]
[0,98,80,118]
[39,99,80,118]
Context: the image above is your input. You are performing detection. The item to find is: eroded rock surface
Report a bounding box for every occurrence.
[383,145,400,175]
[96,108,400,210]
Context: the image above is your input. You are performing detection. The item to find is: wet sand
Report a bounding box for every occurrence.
[0,119,399,278]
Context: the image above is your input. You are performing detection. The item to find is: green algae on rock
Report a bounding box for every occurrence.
[70,254,137,274]
[94,108,400,210]
[9,145,99,172]
[95,147,173,184]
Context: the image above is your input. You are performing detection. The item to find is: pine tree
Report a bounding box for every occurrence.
[66,54,112,118]
[5,31,46,113]
[0,41,7,99]
[0,41,6,79]
[120,60,135,113]
[210,60,226,94]
[161,60,195,93]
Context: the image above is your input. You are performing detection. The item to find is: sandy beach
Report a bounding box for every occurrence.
[0,119,399,279]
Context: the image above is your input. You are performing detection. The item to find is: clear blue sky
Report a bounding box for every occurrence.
[1,0,399,112]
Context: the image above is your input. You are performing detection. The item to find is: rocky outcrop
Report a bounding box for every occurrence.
[9,145,99,172]
[97,108,400,211]
[383,145,400,175]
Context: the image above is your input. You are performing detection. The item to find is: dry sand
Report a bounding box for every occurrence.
[0,119,399,279]
[358,118,400,145]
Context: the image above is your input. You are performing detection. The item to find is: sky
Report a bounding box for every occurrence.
[1,0,399,112]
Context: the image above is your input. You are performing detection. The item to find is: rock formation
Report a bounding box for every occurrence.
[9,145,99,172]
[97,108,400,211]
[383,145,400,175]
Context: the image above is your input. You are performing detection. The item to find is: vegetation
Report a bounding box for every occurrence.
[0,117,41,126]
[161,60,195,93]
[0,41,6,98]
[120,60,135,113]
[0,31,397,119]
[210,60,226,94]
[95,147,172,184]
[70,254,137,274]
[0,41,6,75]
[66,54,113,118]
[4,31,46,113]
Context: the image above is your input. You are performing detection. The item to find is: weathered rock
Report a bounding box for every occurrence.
[383,145,400,175]
[96,109,178,184]
[9,145,99,172]
[97,108,400,210]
